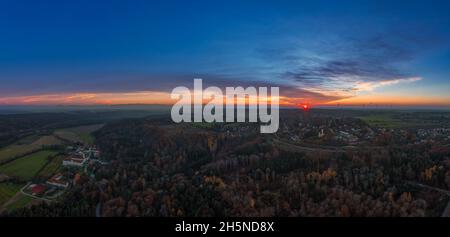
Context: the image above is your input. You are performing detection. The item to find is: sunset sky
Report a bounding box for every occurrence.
[1,0,450,107]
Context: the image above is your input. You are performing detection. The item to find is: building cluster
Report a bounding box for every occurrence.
[280,115,450,148]
[282,118,374,145]
[23,145,102,200]
[24,176,68,199]
[416,128,450,143]
[63,146,100,167]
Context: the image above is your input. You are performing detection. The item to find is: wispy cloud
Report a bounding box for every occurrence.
[0,91,173,105]
[255,30,437,102]
[0,28,443,106]
[0,74,342,106]
[354,77,422,92]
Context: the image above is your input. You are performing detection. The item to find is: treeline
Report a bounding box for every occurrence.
[0,110,160,148]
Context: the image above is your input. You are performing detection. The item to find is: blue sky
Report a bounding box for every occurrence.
[1,0,450,106]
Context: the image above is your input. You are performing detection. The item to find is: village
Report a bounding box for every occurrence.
[21,145,102,201]
[277,113,450,150]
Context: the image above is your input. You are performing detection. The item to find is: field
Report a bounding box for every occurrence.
[357,114,407,128]
[0,150,57,180]
[14,135,41,145]
[0,183,21,206]
[36,155,64,179]
[357,113,436,128]
[0,135,62,163]
[4,194,33,211]
[54,124,103,144]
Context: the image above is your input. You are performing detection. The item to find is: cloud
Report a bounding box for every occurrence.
[257,31,433,101]
[0,72,344,106]
[354,77,422,92]
[282,37,414,81]
[0,91,174,105]
[0,28,437,106]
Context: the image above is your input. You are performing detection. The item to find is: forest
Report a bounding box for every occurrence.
[5,110,450,217]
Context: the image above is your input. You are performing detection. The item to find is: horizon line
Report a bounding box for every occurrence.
[1,103,450,111]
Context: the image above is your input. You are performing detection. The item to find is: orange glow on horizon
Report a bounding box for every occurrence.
[0,91,449,107]
[0,91,174,105]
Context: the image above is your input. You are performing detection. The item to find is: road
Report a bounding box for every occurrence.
[406,181,450,217]
[272,137,349,153]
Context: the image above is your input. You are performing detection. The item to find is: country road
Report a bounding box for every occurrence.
[272,137,348,153]
[406,181,450,217]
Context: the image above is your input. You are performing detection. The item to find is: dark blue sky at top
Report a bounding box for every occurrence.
[1,0,450,99]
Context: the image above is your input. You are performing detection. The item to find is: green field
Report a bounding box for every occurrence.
[357,114,430,128]
[0,150,57,180]
[0,135,62,163]
[358,115,404,128]
[0,183,21,206]
[14,135,41,145]
[54,124,103,144]
[4,194,33,211]
[36,155,64,179]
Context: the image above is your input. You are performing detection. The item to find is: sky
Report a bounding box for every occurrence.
[1,0,450,107]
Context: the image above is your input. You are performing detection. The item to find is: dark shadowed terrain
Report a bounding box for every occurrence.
[1,108,449,217]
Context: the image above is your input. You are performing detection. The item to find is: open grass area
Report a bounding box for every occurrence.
[0,135,63,163]
[13,135,41,145]
[0,183,21,206]
[36,155,64,179]
[4,194,33,211]
[357,114,432,128]
[0,150,57,180]
[358,115,405,128]
[54,124,103,144]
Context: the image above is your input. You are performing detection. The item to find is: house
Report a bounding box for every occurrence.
[63,153,87,167]
[46,173,69,188]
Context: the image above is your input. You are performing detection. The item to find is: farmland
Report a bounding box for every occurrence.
[0,183,21,206]
[0,151,58,180]
[54,124,103,144]
[356,112,439,128]
[0,109,167,215]
[36,155,64,179]
[0,135,62,163]
[4,194,33,211]
[0,124,102,164]
[358,114,408,128]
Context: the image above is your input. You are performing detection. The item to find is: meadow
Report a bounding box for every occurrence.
[0,135,62,163]
[54,124,103,144]
[356,111,439,128]
[4,194,33,211]
[0,183,21,207]
[357,114,407,128]
[36,155,64,179]
[0,150,57,180]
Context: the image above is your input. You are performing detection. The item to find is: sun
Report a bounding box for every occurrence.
[301,104,310,111]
